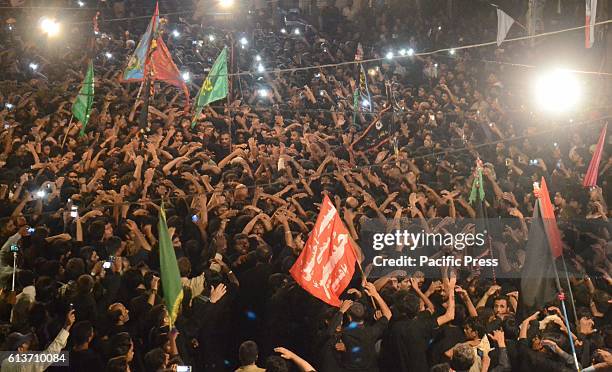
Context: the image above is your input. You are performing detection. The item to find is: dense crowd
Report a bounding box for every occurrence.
[0,1,610,371]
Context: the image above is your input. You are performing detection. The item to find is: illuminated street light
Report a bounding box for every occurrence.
[361,99,370,107]
[408,48,414,56]
[385,51,394,60]
[280,28,287,34]
[293,28,300,35]
[29,63,38,71]
[208,34,215,41]
[78,1,85,7]
[182,71,190,81]
[398,49,406,56]
[257,64,265,73]
[258,89,269,98]
[239,37,248,46]
[368,68,376,76]
[40,17,60,37]
[36,190,46,198]
[172,30,180,38]
[255,55,261,62]
[534,69,581,112]
[449,49,456,55]
[105,52,112,59]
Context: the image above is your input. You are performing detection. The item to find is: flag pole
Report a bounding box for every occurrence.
[551,256,581,372]
[61,115,75,149]
[228,34,234,151]
[559,251,580,328]
[534,191,580,372]
[11,251,17,292]
[348,236,377,310]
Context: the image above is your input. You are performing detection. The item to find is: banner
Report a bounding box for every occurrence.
[290,195,357,307]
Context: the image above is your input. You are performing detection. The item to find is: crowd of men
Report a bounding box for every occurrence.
[0,0,610,371]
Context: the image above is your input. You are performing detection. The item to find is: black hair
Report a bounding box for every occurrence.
[239,340,259,365]
[144,348,166,371]
[71,321,94,345]
[110,332,132,358]
[265,356,289,372]
[106,356,129,372]
[464,317,486,338]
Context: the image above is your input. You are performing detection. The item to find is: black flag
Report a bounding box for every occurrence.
[519,201,558,317]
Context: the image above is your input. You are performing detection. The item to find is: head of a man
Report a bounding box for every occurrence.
[493,295,510,318]
[239,340,259,366]
[451,343,475,372]
[108,303,130,325]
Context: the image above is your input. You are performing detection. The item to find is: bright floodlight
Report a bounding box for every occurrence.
[172,30,180,38]
[280,28,287,34]
[534,69,581,112]
[385,51,393,60]
[105,52,112,59]
[255,55,261,62]
[438,26,442,31]
[219,0,234,7]
[239,37,248,45]
[78,1,85,7]
[182,72,190,81]
[449,49,456,55]
[399,49,406,56]
[208,35,215,41]
[293,28,300,35]
[257,64,265,73]
[40,18,60,37]
[408,48,414,56]
[29,63,38,71]
[258,89,269,98]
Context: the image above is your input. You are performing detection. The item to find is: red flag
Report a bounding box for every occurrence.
[290,195,357,307]
[585,0,597,48]
[583,123,607,187]
[150,37,190,109]
[535,178,563,258]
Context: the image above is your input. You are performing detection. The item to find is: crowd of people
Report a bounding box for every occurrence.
[0,0,610,371]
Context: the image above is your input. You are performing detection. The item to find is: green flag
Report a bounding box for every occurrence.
[158,204,184,325]
[469,168,485,204]
[72,61,95,137]
[191,47,228,128]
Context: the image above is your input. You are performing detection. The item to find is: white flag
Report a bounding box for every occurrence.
[585,0,597,48]
[496,8,515,46]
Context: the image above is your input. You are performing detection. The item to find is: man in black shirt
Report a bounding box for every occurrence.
[69,320,103,372]
[379,275,456,372]
[336,282,392,372]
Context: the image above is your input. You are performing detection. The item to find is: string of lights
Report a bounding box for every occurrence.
[205,19,612,78]
[12,114,609,219]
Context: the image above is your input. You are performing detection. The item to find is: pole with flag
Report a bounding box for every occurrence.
[158,203,184,325]
[121,3,190,112]
[469,159,497,282]
[72,61,95,137]
[495,7,515,45]
[522,179,580,371]
[583,123,607,187]
[191,47,229,128]
[290,195,358,307]
[586,0,597,48]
